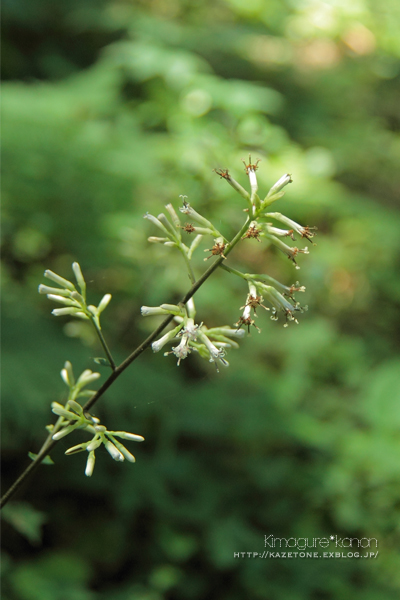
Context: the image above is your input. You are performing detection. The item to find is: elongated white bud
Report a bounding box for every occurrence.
[85,451,96,477]
[110,432,145,442]
[44,270,75,291]
[97,294,112,313]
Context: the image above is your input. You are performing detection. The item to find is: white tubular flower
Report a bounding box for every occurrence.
[46,295,81,307]
[85,451,96,477]
[213,168,250,201]
[51,402,79,420]
[53,423,80,441]
[257,284,306,326]
[267,174,292,198]
[265,234,309,269]
[207,327,246,339]
[152,324,183,353]
[263,224,295,240]
[178,200,214,229]
[38,285,70,296]
[186,297,196,319]
[144,212,173,238]
[141,304,181,317]
[109,431,145,442]
[157,213,180,240]
[148,236,170,244]
[72,262,86,297]
[248,168,258,196]
[44,270,76,291]
[97,294,112,314]
[61,361,75,387]
[86,436,103,452]
[65,442,90,454]
[182,318,200,341]
[107,436,136,463]
[165,203,181,228]
[197,329,229,370]
[188,234,203,259]
[104,439,124,462]
[52,307,89,318]
[169,336,192,366]
[76,370,101,388]
[68,400,83,414]
[265,212,317,243]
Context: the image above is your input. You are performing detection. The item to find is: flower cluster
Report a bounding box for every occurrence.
[141,300,244,372]
[39,262,112,330]
[48,362,144,476]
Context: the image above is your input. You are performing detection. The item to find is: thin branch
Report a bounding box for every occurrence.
[89,318,117,371]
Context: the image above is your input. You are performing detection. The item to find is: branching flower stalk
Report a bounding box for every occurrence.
[1,157,317,508]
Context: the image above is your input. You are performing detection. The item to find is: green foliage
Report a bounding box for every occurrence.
[2,0,400,598]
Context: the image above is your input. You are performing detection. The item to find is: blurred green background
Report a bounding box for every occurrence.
[2,0,400,598]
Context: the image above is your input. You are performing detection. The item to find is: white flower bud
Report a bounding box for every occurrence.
[65,442,87,454]
[85,451,96,477]
[44,270,76,291]
[108,436,136,462]
[110,431,145,442]
[47,294,81,306]
[104,440,124,462]
[267,174,292,197]
[165,203,181,228]
[67,400,83,414]
[51,307,82,316]
[51,402,78,420]
[97,294,112,314]
[76,370,101,387]
[38,285,70,296]
[152,326,182,352]
[72,262,86,295]
[86,437,103,452]
[53,425,78,440]
[141,305,180,316]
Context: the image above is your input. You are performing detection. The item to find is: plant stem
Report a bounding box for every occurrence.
[89,318,117,371]
[179,245,196,285]
[0,215,251,509]
[219,263,249,280]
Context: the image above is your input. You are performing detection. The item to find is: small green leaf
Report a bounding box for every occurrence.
[28,452,55,465]
[93,357,111,367]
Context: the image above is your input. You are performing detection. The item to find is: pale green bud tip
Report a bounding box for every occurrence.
[44,270,76,291]
[98,294,112,313]
[85,451,96,477]
[67,400,83,414]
